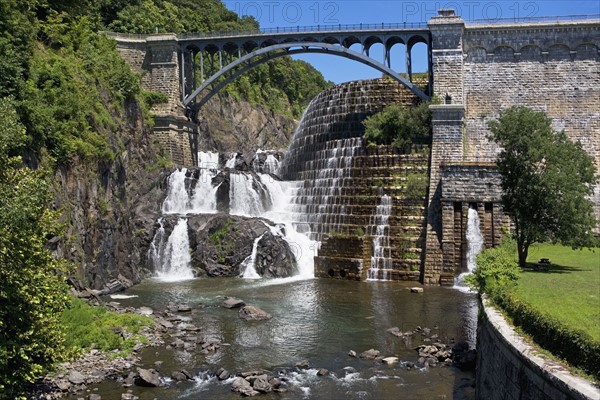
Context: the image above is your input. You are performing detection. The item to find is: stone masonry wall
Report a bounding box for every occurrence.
[462,21,600,229]
[110,33,195,166]
[477,299,600,400]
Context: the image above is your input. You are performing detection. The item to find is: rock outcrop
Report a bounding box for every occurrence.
[154,214,298,278]
[50,100,166,292]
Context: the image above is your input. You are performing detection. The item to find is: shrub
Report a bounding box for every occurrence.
[466,238,520,295]
[363,103,431,151]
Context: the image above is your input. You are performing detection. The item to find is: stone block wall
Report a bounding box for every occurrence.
[462,21,600,228]
[440,163,508,277]
[109,33,197,166]
[152,116,198,166]
[477,299,600,400]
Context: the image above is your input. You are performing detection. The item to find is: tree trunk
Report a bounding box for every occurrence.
[517,242,529,267]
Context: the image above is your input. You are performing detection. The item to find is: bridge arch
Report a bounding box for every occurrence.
[182,42,431,114]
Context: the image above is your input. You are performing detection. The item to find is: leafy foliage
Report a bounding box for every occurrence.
[466,238,520,295]
[0,98,71,398]
[488,106,598,266]
[363,103,431,151]
[61,297,154,358]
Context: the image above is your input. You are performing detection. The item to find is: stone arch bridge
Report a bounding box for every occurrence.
[108,22,434,118]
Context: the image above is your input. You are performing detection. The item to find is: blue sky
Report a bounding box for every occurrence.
[222,0,600,83]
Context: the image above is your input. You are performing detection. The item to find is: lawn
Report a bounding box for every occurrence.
[513,243,600,342]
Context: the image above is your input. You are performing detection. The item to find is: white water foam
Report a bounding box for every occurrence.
[454,207,484,291]
[367,195,393,281]
[155,218,194,282]
[241,233,265,279]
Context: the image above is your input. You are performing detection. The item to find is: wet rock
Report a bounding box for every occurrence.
[382,357,399,365]
[252,375,272,393]
[231,377,251,392]
[89,394,102,400]
[452,341,477,371]
[223,297,246,309]
[68,371,86,385]
[359,349,380,360]
[317,368,329,376]
[177,305,192,312]
[386,327,404,337]
[121,393,138,400]
[238,305,272,321]
[136,306,153,315]
[188,214,297,278]
[240,370,265,378]
[135,368,161,387]
[410,287,424,293]
[294,360,310,369]
[217,368,230,380]
[268,377,282,387]
[348,350,357,357]
[171,371,188,381]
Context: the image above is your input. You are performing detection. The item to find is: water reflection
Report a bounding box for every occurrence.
[82,278,476,399]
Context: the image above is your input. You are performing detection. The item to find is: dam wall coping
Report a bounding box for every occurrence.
[477,296,600,400]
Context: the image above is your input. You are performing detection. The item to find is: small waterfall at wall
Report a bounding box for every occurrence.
[455,207,484,290]
[367,195,393,281]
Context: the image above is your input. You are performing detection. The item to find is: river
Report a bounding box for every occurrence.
[75,277,477,399]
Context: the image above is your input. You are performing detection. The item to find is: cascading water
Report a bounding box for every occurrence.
[367,195,393,281]
[241,233,265,279]
[155,218,194,281]
[455,207,484,290]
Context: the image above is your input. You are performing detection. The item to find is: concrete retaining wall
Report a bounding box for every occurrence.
[476,299,600,400]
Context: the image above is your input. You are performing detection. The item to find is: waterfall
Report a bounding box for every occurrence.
[148,218,166,271]
[225,153,237,169]
[241,233,265,279]
[155,218,194,281]
[288,137,362,241]
[455,207,484,290]
[367,195,393,281]
[229,172,268,217]
[162,168,190,214]
[199,151,219,170]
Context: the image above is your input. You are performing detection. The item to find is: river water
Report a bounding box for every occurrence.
[80,278,476,399]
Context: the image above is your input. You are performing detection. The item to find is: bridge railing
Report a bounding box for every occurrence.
[466,13,600,25]
[178,22,428,40]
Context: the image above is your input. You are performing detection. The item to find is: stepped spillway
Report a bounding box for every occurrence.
[280,79,429,281]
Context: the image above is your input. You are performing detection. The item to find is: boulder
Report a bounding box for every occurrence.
[382,357,399,365]
[359,349,380,360]
[135,368,161,387]
[294,360,310,369]
[239,305,272,321]
[187,214,297,278]
[317,368,329,376]
[68,371,86,385]
[223,297,246,309]
[252,375,272,393]
[452,341,477,371]
[410,287,424,293]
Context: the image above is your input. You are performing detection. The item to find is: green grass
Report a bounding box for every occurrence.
[60,297,154,359]
[513,243,600,341]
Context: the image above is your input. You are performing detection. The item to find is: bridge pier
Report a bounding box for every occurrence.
[110,33,198,166]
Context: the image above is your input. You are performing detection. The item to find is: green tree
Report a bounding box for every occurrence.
[488,106,597,267]
[363,102,431,151]
[0,98,71,398]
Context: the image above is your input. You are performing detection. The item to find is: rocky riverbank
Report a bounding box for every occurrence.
[29,293,476,399]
